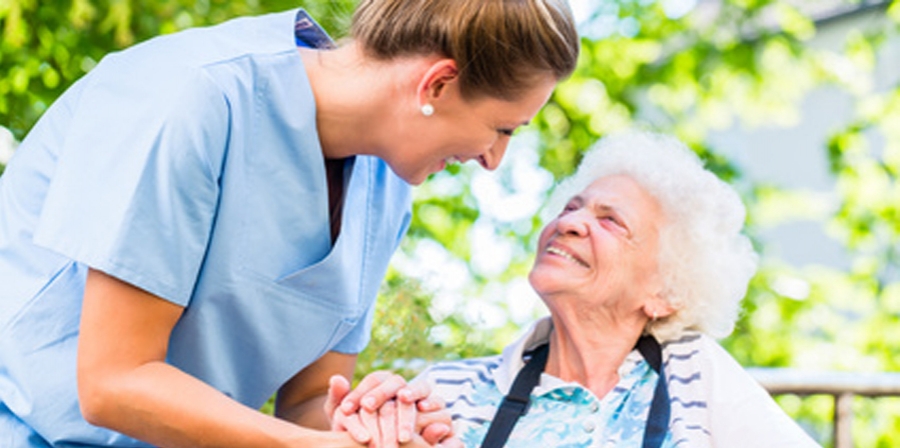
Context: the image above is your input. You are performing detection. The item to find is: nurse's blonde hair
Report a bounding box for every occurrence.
[543,132,759,341]
[351,0,579,101]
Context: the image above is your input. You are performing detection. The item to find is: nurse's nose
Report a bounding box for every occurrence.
[480,136,511,171]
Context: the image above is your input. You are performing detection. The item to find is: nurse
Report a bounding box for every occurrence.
[0,0,579,447]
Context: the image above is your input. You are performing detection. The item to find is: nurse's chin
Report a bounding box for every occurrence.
[400,168,437,186]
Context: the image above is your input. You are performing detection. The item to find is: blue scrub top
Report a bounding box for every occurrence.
[0,9,412,446]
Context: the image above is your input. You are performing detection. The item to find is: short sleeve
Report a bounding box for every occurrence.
[328,296,378,354]
[33,57,228,307]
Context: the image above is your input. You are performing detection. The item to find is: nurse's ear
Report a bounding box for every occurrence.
[416,59,459,114]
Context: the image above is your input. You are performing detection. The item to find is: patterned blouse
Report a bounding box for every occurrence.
[419,335,672,447]
[417,317,821,448]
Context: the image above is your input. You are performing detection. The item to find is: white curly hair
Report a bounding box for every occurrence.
[540,131,758,341]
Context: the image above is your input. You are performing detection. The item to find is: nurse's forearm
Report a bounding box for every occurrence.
[274,351,359,431]
[77,269,363,447]
[277,393,331,430]
[79,360,362,448]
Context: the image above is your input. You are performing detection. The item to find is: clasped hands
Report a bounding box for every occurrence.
[325,372,462,447]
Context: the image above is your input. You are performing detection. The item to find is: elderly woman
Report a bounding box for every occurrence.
[415,132,820,447]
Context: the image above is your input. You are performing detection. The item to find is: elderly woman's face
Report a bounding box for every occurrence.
[529,175,665,311]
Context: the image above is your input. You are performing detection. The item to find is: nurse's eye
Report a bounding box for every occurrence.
[498,128,515,137]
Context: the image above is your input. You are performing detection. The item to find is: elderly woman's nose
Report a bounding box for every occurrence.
[556,209,590,235]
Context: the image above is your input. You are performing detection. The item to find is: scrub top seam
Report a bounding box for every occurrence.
[197,48,301,73]
[172,67,228,181]
[358,157,374,313]
[95,255,190,307]
[0,259,72,334]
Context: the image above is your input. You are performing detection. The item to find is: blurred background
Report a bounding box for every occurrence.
[2,0,899,445]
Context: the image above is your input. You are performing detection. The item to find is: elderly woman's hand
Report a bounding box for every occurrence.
[351,399,461,448]
[325,372,457,447]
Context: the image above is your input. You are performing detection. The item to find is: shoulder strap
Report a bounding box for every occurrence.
[479,343,549,448]
[636,335,670,448]
[479,337,670,448]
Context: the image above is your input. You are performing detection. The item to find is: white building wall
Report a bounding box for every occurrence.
[709,7,900,269]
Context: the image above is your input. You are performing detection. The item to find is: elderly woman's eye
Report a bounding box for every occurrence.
[601,215,621,225]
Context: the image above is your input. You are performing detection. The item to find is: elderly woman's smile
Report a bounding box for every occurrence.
[530,174,664,307]
[544,244,588,267]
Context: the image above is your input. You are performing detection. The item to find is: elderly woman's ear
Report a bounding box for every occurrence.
[642,295,675,321]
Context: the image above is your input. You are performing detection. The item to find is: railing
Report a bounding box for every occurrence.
[747,368,900,448]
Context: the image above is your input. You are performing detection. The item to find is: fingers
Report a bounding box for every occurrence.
[416,395,444,414]
[436,435,465,448]
[358,405,382,448]
[325,375,352,423]
[378,400,399,448]
[340,371,390,414]
[396,396,416,443]
[342,371,409,414]
[339,396,453,447]
[334,372,451,447]
[414,403,449,426]
[416,407,454,446]
[329,375,372,442]
[334,410,372,444]
[397,379,431,404]
[414,398,449,433]
[360,373,408,412]
[396,380,433,443]
[339,371,392,414]
[420,422,452,446]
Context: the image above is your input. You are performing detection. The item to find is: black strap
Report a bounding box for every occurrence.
[636,335,670,448]
[479,343,549,448]
[479,336,669,448]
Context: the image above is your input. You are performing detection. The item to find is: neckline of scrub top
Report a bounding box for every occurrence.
[288,9,357,250]
[328,157,357,247]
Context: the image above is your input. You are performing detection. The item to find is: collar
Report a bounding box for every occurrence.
[294,9,335,49]
[495,316,646,396]
[495,317,553,395]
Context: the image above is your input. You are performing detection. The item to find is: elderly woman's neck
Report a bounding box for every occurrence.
[544,313,647,400]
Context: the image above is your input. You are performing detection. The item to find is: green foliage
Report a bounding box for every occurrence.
[485,1,900,445]
[0,0,356,140]
[355,271,496,381]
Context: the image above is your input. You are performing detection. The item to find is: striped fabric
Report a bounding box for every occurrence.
[418,317,821,448]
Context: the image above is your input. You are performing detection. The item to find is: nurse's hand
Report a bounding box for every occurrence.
[327,375,374,443]
[326,373,455,447]
[355,399,462,448]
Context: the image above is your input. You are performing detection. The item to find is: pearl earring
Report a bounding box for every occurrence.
[421,103,434,117]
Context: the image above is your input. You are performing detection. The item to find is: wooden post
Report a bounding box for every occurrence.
[834,392,854,448]
[746,367,900,447]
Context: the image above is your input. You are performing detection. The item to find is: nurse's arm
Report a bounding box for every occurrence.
[274,350,357,431]
[77,268,363,448]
